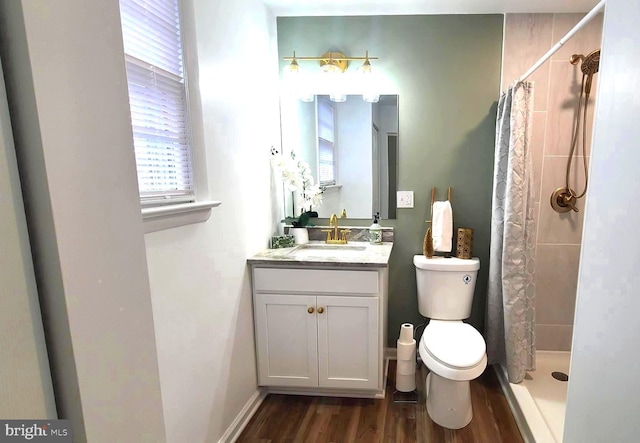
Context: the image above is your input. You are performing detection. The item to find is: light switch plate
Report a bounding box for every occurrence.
[397,191,414,208]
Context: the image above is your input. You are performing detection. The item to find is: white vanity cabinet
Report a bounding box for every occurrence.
[251,266,388,397]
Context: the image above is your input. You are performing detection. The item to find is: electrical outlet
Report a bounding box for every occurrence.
[397,191,414,208]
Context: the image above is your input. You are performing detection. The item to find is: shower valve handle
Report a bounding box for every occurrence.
[563,194,579,212]
[551,187,579,213]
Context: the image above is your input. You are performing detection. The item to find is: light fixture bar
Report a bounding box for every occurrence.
[283,53,378,61]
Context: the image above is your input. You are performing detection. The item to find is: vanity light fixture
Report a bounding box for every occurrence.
[283,49,380,103]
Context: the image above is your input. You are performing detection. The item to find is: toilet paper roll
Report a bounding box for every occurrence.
[397,339,416,361]
[395,372,416,392]
[397,359,416,376]
[398,323,414,344]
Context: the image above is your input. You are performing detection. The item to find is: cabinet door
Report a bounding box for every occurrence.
[316,296,379,390]
[254,294,318,387]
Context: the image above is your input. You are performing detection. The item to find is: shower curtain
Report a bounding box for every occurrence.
[486,81,537,384]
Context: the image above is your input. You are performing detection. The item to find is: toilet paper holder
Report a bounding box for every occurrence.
[394,323,419,403]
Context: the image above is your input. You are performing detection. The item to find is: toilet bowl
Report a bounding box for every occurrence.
[413,255,486,429]
[419,320,487,429]
[420,320,486,381]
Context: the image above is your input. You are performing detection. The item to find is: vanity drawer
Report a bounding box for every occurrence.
[253,268,379,295]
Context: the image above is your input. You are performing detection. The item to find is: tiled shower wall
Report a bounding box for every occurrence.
[502,14,603,351]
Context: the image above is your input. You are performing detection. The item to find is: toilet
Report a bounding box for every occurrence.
[413,255,486,429]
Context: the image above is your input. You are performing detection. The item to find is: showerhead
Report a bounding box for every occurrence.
[570,49,600,75]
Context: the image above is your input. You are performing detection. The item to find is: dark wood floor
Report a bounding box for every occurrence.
[237,360,523,442]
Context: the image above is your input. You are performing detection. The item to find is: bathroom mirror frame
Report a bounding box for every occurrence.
[279,94,399,220]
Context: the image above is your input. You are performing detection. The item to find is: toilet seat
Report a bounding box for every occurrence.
[423,320,486,368]
[419,320,487,381]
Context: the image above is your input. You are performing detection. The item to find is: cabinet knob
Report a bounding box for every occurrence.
[317,307,324,314]
[308,307,315,314]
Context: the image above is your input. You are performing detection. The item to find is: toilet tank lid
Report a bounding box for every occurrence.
[413,255,480,271]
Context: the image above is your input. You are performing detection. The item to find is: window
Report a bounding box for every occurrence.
[316,97,336,186]
[120,0,193,206]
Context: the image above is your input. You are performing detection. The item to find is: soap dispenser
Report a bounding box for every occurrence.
[369,212,382,245]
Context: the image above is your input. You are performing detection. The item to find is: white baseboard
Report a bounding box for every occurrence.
[386,347,397,360]
[218,388,267,443]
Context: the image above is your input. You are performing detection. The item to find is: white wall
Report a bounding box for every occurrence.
[0,1,165,441]
[143,0,281,441]
[336,97,372,217]
[318,184,343,218]
[378,104,398,134]
[298,100,318,180]
[0,55,56,420]
[280,97,316,177]
[280,97,317,217]
[564,0,640,440]
[374,103,398,219]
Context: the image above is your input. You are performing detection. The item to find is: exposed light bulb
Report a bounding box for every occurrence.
[330,92,346,103]
[288,59,299,74]
[322,62,340,74]
[360,58,372,74]
[359,55,379,103]
[299,92,315,102]
[363,93,380,103]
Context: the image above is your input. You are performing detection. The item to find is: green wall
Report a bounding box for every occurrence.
[277,15,503,346]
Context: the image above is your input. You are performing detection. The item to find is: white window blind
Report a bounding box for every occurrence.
[317,97,336,186]
[120,0,194,205]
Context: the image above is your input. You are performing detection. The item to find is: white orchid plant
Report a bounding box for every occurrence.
[271,148,325,227]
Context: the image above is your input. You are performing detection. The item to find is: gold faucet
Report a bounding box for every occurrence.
[322,213,351,244]
[330,213,339,240]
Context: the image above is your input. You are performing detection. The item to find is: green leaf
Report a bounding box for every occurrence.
[297,212,311,227]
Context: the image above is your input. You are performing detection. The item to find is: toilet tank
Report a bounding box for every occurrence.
[413,256,480,320]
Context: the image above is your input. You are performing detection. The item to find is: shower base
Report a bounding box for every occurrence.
[495,351,571,443]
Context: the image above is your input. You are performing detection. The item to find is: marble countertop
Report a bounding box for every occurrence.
[248,241,393,268]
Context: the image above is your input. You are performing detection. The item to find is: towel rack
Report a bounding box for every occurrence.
[426,187,452,226]
[424,187,452,259]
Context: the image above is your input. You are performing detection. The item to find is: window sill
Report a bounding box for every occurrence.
[322,184,342,193]
[142,200,221,234]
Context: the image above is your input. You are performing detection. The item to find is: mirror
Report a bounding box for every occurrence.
[280,94,399,219]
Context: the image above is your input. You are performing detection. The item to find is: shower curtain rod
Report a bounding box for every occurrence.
[518,0,606,82]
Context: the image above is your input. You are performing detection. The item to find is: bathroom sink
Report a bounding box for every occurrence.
[248,240,392,266]
[288,243,368,258]
[298,244,367,252]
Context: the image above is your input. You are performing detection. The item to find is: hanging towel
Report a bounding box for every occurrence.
[432,201,453,252]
